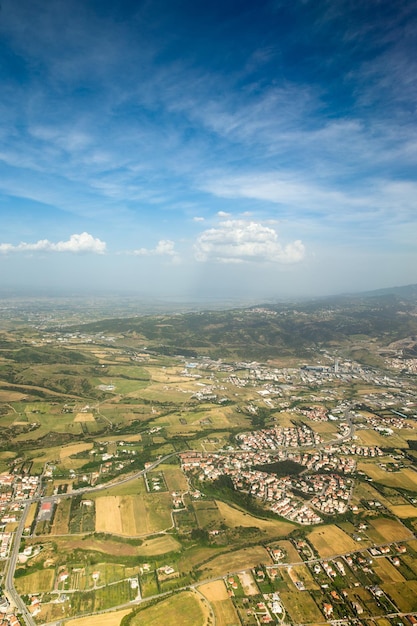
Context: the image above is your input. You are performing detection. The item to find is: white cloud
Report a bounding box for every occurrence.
[194,219,305,264]
[0,232,106,254]
[217,211,231,217]
[132,239,179,260]
[193,216,205,222]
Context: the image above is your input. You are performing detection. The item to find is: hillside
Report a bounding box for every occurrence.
[66,288,417,361]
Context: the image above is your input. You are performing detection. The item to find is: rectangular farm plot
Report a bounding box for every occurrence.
[381,581,417,612]
[387,504,417,518]
[161,466,189,492]
[198,580,240,626]
[65,608,132,626]
[367,517,413,543]
[280,590,324,624]
[358,462,417,491]
[51,498,72,534]
[15,568,55,594]
[197,546,272,579]
[307,524,359,558]
[74,413,95,422]
[372,557,406,583]
[194,500,222,528]
[95,493,172,536]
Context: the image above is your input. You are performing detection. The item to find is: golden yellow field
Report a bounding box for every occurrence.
[74,412,95,422]
[308,525,358,557]
[368,517,413,543]
[24,502,38,530]
[0,388,26,401]
[135,534,181,556]
[358,462,417,491]
[66,609,132,626]
[15,569,55,594]
[285,564,320,590]
[356,429,407,448]
[388,504,417,518]
[130,591,208,626]
[60,442,93,458]
[280,590,324,623]
[198,580,240,626]
[198,545,272,579]
[382,581,417,612]
[271,540,302,563]
[95,493,172,536]
[51,498,72,534]
[372,557,406,583]
[104,434,142,443]
[160,465,189,492]
[215,500,295,538]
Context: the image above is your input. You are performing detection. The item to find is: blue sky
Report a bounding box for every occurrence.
[0,0,416,299]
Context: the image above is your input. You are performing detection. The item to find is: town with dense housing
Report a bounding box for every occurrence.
[0,294,417,626]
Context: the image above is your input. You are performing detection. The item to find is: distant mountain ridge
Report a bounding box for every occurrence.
[65,285,417,362]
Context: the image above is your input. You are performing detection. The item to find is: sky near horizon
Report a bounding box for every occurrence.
[0,0,416,300]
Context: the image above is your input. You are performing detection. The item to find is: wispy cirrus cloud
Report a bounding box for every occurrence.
[0,232,106,254]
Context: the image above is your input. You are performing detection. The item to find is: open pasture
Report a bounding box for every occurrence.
[198,580,239,626]
[372,557,406,583]
[194,500,222,528]
[158,465,189,492]
[60,442,94,458]
[14,410,83,442]
[134,534,181,556]
[66,608,132,626]
[382,581,417,612]
[284,564,320,590]
[24,502,39,531]
[130,591,208,626]
[280,590,324,623]
[269,540,302,563]
[47,535,156,558]
[306,420,339,438]
[367,517,413,543]
[215,500,295,538]
[15,568,55,594]
[51,498,72,534]
[89,477,147,498]
[356,429,409,448]
[275,411,298,428]
[388,504,417,518]
[308,524,359,557]
[197,545,272,579]
[101,377,149,395]
[70,580,137,616]
[0,388,26,401]
[95,493,172,536]
[74,412,95,422]
[358,462,417,491]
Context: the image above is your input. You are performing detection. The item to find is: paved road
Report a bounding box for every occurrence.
[4,452,178,625]
[3,503,36,626]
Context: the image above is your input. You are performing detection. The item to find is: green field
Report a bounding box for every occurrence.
[130,591,208,625]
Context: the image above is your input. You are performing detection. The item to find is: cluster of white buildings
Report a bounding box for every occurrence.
[180,448,354,525]
[0,473,39,501]
[237,424,322,450]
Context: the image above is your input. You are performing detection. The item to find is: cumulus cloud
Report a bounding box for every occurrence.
[194,219,305,264]
[193,216,205,222]
[0,232,106,254]
[217,211,231,217]
[132,239,179,260]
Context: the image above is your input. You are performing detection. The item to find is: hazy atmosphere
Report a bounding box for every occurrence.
[1,0,416,300]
